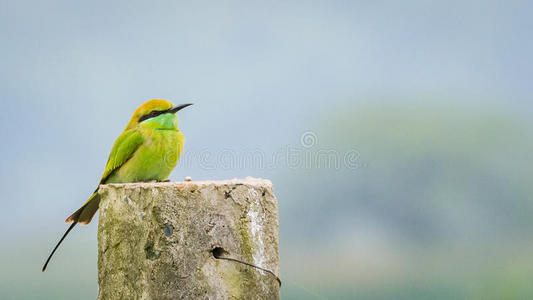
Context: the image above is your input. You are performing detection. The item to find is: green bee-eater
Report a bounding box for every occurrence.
[42,99,192,271]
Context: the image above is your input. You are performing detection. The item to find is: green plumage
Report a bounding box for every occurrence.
[43,99,190,271]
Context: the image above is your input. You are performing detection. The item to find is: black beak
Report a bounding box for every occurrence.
[168,103,193,114]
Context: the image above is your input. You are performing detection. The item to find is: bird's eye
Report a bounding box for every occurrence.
[138,110,163,123]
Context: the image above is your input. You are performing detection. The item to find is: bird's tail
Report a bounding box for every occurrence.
[65,191,101,225]
[42,222,77,272]
[42,191,100,272]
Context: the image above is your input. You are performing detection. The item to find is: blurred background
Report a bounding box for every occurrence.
[1,0,532,299]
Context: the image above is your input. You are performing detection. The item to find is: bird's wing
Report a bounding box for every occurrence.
[100,128,144,184]
[65,129,144,225]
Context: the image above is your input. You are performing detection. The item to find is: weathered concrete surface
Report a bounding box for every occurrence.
[97,177,280,300]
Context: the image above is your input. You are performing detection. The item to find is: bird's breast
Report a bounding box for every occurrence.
[114,129,183,182]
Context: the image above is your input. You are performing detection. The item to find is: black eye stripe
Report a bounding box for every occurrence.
[138,110,166,122]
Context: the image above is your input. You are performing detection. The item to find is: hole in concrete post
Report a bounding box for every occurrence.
[211,247,226,259]
[210,246,282,286]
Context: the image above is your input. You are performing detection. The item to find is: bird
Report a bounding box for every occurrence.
[42,99,192,272]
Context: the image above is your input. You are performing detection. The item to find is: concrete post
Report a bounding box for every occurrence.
[97,177,280,300]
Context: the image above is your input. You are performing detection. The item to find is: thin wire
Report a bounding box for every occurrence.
[214,255,282,286]
[215,255,328,299]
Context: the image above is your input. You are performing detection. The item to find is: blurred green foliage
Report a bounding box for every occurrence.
[280,102,533,299]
